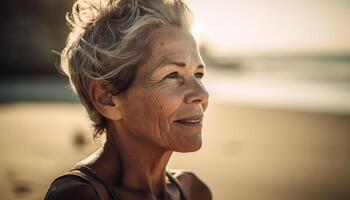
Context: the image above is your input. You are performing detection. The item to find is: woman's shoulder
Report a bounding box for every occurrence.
[44,175,101,200]
[168,169,212,200]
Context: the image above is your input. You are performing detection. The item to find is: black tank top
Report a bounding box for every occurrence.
[45,166,186,200]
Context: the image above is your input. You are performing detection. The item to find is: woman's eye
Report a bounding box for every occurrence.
[164,72,180,79]
[194,72,204,79]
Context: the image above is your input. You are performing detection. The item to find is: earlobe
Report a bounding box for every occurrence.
[88,80,123,121]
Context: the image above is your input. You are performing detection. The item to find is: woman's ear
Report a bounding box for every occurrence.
[88,80,123,121]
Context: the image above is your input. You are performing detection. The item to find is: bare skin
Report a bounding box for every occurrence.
[45,26,211,200]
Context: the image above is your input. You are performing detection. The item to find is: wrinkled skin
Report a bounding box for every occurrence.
[118,26,209,152]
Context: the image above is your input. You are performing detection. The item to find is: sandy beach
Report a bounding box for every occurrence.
[1,102,349,200]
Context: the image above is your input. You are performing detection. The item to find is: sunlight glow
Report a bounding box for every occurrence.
[189,0,350,56]
[191,20,204,44]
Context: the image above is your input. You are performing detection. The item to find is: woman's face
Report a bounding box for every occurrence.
[117,26,209,152]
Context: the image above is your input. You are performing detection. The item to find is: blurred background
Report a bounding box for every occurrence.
[1,0,350,199]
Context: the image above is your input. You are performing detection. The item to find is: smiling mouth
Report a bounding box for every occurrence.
[175,119,202,126]
[174,115,203,127]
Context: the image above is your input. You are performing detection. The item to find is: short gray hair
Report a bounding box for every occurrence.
[60,0,193,138]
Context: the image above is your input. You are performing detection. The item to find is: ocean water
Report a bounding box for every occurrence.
[204,57,350,115]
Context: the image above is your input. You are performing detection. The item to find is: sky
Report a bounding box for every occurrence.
[189,0,350,56]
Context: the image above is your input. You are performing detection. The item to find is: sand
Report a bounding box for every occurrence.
[0,102,349,200]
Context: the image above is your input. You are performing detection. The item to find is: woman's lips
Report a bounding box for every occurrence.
[174,115,203,127]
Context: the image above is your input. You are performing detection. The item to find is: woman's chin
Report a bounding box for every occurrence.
[173,135,203,153]
[182,142,202,152]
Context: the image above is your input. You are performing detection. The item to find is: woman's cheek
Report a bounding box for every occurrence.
[146,83,183,120]
[158,98,182,128]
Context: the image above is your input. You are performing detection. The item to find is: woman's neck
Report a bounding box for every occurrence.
[91,122,173,199]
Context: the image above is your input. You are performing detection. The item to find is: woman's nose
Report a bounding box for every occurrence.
[184,79,209,105]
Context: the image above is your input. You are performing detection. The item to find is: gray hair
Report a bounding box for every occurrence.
[60,0,193,138]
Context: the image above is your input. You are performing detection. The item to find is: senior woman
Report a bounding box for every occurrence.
[45,0,211,199]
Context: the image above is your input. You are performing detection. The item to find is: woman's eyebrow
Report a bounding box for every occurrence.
[166,62,204,70]
[156,61,204,72]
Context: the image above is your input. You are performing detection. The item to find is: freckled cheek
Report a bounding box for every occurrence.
[145,97,174,127]
[157,89,184,119]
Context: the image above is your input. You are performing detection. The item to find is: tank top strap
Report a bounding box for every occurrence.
[79,165,121,200]
[166,171,187,200]
[47,169,104,200]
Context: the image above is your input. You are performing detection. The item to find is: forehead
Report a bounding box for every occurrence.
[141,26,201,73]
